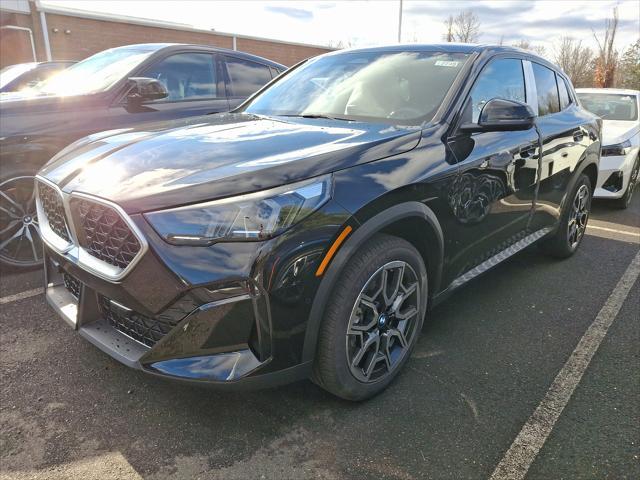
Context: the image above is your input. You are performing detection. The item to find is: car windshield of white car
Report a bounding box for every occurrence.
[577,93,639,121]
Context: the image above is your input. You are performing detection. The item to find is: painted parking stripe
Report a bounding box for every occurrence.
[587,225,640,237]
[589,218,640,234]
[587,224,640,236]
[0,287,43,305]
[0,451,143,480]
[586,225,640,244]
[490,249,640,480]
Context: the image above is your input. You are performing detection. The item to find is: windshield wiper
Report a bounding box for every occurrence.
[281,113,352,121]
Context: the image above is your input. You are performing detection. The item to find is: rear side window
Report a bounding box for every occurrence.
[467,58,526,123]
[532,63,560,116]
[225,57,272,97]
[557,75,571,110]
[141,53,218,101]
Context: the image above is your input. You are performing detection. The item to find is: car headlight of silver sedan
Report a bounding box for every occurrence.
[145,175,332,245]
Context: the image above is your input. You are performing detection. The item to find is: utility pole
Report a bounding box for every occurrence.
[397,0,403,43]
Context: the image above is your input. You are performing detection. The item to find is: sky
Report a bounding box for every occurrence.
[42,0,640,55]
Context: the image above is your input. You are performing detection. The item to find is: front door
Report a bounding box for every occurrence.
[444,57,540,285]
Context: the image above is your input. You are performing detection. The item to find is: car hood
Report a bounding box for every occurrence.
[0,92,103,137]
[601,119,640,146]
[39,113,422,213]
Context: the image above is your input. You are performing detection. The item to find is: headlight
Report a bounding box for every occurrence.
[145,175,332,245]
[602,139,631,156]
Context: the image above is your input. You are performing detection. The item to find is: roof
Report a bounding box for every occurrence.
[320,43,561,76]
[329,43,484,55]
[576,88,640,95]
[117,43,286,69]
[161,44,286,69]
[325,43,546,58]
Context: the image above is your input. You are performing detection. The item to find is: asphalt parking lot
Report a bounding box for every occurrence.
[1,195,638,480]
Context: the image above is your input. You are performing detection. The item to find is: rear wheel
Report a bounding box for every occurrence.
[312,234,426,401]
[612,155,639,209]
[0,168,43,270]
[539,173,592,258]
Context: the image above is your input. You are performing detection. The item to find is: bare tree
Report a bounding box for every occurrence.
[327,39,355,49]
[453,10,481,43]
[553,37,594,87]
[443,14,455,42]
[513,39,547,58]
[593,6,619,88]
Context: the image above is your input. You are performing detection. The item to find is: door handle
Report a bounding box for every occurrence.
[519,145,536,158]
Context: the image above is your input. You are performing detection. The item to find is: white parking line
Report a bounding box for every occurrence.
[587,225,640,237]
[0,287,43,305]
[490,249,640,480]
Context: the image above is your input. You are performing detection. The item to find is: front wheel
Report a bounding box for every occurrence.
[0,171,43,270]
[539,173,592,258]
[312,234,427,401]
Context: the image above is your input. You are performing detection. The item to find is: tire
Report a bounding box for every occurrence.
[0,166,43,270]
[312,234,427,401]
[539,173,592,258]
[612,155,639,210]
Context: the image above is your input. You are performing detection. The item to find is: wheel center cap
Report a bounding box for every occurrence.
[378,313,388,329]
[23,215,32,224]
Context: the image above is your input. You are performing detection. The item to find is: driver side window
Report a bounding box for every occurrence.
[140,53,218,101]
[467,58,526,123]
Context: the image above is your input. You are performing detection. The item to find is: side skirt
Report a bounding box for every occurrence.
[432,227,553,307]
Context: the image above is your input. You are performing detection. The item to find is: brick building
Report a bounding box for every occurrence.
[0,0,332,68]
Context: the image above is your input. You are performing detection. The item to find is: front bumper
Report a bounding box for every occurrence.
[41,199,351,388]
[44,247,314,388]
[594,149,638,199]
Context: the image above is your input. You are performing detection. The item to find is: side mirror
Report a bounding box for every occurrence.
[460,98,535,133]
[126,77,168,103]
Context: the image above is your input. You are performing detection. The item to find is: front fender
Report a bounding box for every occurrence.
[301,201,444,363]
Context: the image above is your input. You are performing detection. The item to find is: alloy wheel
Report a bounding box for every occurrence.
[346,261,420,383]
[567,184,590,249]
[0,176,43,267]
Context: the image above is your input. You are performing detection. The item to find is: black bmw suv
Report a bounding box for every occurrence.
[37,44,600,400]
[0,43,284,268]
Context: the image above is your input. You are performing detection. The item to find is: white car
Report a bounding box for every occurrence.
[576,88,640,208]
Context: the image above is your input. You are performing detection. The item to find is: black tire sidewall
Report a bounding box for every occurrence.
[315,235,427,401]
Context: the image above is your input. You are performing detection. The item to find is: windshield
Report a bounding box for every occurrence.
[0,63,38,89]
[244,50,470,125]
[33,45,161,96]
[577,92,638,121]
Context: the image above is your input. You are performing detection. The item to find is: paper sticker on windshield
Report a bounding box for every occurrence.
[435,60,460,67]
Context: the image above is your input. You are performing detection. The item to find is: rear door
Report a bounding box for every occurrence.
[222,55,274,109]
[445,56,540,283]
[108,51,229,125]
[526,61,593,231]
